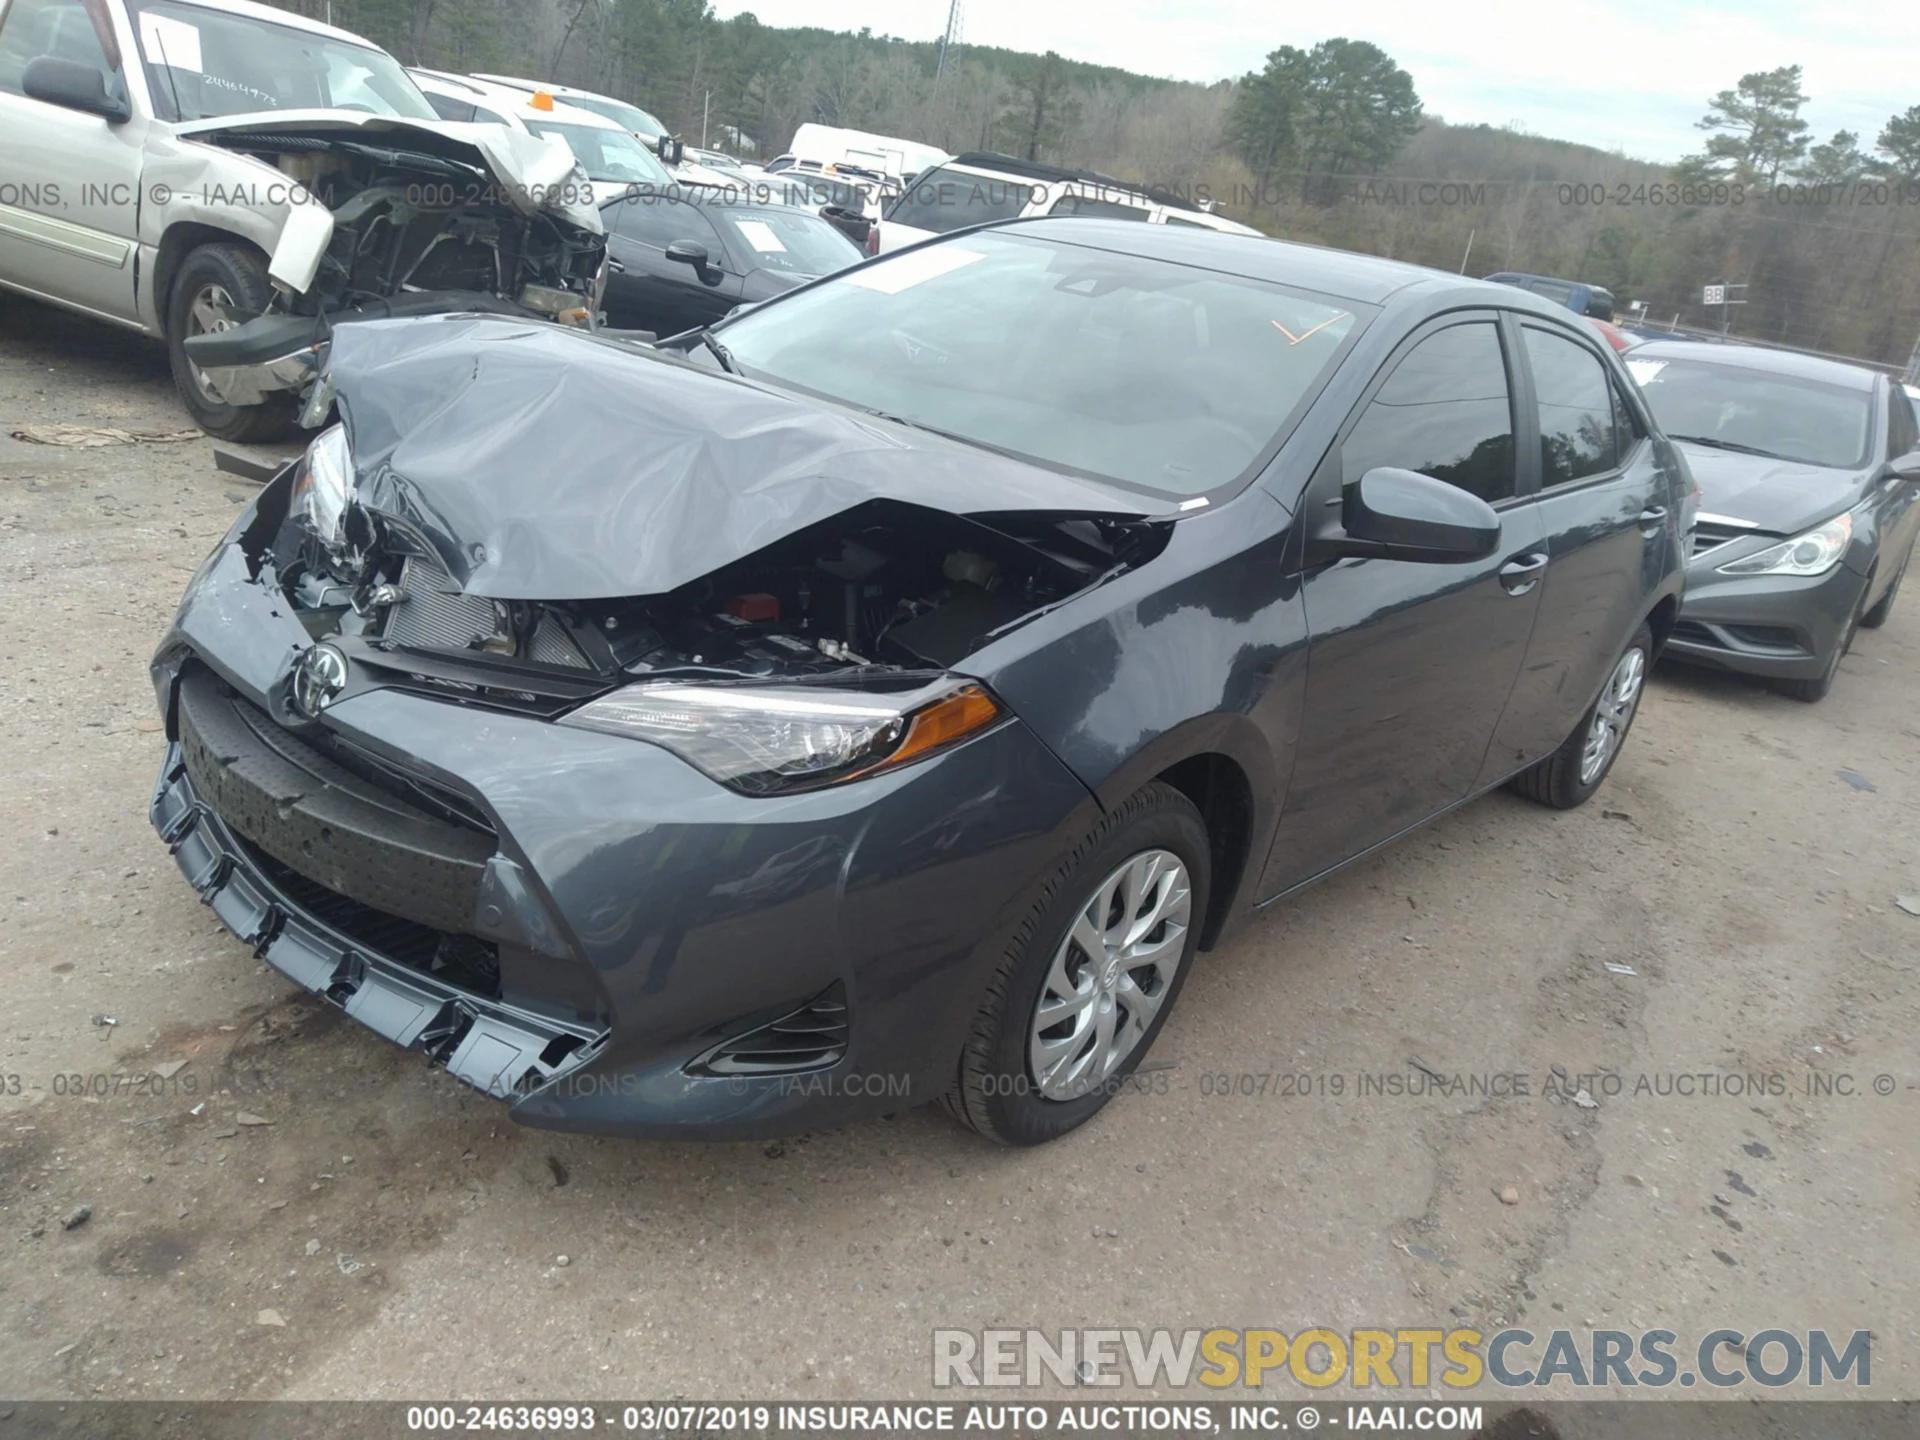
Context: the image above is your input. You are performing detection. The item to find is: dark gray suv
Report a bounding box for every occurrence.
[149,221,1687,1145]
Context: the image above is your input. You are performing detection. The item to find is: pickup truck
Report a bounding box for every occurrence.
[0,0,607,440]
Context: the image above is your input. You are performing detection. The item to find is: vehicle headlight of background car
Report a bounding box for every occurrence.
[1716,512,1852,577]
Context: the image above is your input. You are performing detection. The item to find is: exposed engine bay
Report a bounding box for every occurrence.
[178,121,606,408]
[253,480,1160,712]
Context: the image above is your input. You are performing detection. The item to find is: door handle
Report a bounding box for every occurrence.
[1499,551,1549,595]
[606,257,626,274]
[1637,505,1668,533]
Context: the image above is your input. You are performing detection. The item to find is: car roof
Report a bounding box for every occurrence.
[990,218,1571,310]
[166,0,384,47]
[408,71,623,130]
[1629,338,1882,390]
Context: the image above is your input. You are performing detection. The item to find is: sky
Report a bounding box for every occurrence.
[709,0,1919,164]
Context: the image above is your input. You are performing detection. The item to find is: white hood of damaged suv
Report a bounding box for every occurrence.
[171,112,603,292]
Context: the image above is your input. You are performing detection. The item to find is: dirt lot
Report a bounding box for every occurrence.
[1,290,1916,1411]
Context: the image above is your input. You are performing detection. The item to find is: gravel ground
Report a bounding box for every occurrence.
[0,290,1916,1418]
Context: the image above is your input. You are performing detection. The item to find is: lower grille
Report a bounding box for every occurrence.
[176,668,492,937]
[691,984,850,1076]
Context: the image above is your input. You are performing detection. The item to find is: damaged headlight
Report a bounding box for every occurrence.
[289,423,354,550]
[557,679,1003,794]
[1717,512,1852,577]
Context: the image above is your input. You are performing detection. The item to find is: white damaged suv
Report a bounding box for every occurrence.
[0,0,607,440]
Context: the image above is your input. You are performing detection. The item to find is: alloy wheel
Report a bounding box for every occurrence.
[1579,645,1646,786]
[185,282,236,404]
[1028,848,1191,1101]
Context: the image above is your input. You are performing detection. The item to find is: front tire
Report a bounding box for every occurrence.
[165,242,299,443]
[1509,623,1651,810]
[943,782,1210,1146]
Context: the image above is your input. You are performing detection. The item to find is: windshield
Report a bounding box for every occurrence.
[1628,355,1873,469]
[560,93,668,140]
[718,230,1365,496]
[127,0,433,121]
[713,206,860,276]
[525,120,673,184]
[884,166,1038,233]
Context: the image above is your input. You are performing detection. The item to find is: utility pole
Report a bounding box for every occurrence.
[935,0,963,81]
[701,89,710,149]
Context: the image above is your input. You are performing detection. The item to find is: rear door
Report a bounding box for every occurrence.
[1263,313,1549,894]
[1482,315,1673,779]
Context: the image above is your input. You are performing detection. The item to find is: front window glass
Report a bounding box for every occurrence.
[718,230,1365,497]
[712,206,860,275]
[525,120,673,185]
[125,0,434,120]
[1343,322,1517,504]
[561,93,667,139]
[1628,356,1873,469]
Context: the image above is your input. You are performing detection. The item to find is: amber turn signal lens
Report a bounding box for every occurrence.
[864,685,1001,775]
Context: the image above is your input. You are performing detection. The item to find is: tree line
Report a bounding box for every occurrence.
[270,0,1920,368]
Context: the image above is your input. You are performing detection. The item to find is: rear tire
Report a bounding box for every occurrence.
[1509,623,1652,810]
[942,782,1210,1146]
[1859,546,1908,629]
[165,242,299,443]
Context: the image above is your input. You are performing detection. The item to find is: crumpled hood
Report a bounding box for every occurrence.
[327,314,1159,601]
[1675,442,1868,535]
[175,111,603,236]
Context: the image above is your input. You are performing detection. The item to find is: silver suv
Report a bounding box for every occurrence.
[0,0,606,440]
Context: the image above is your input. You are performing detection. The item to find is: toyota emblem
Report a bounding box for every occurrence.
[290,642,349,717]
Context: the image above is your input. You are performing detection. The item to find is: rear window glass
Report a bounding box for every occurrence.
[884,166,1039,234]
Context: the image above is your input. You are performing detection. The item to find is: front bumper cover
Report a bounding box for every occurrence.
[1665,552,1870,680]
[149,535,1103,1138]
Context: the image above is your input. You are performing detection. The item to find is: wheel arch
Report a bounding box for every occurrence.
[151,225,272,338]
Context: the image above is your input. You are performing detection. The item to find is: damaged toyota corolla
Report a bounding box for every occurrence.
[149,221,1685,1144]
[0,0,605,441]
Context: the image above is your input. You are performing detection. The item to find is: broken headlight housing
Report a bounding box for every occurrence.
[1718,512,1852,577]
[557,679,1003,794]
[289,423,354,550]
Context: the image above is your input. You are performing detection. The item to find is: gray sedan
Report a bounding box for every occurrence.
[1630,341,1920,701]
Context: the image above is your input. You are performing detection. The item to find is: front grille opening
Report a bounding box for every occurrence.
[690,982,849,1077]
[237,836,502,1001]
[1671,621,1717,646]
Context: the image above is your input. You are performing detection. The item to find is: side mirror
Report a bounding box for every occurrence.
[23,56,129,123]
[656,135,685,167]
[1888,451,1920,481]
[664,238,717,278]
[1325,467,1501,563]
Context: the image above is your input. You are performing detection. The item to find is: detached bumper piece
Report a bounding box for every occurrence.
[152,676,605,1100]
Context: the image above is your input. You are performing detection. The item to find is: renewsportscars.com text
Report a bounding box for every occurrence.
[932,1327,1871,1390]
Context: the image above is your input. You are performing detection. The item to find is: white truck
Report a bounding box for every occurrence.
[769,124,949,185]
[0,0,606,440]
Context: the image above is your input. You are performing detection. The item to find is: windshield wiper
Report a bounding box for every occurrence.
[1668,434,1789,461]
[691,329,737,374]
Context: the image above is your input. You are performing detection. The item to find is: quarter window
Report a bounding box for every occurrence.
[1343,321,1517,504]
[1524,326,1619,487]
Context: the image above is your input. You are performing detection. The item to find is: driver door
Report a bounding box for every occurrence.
[1261,315,1548,894]
[0,0,147,324]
